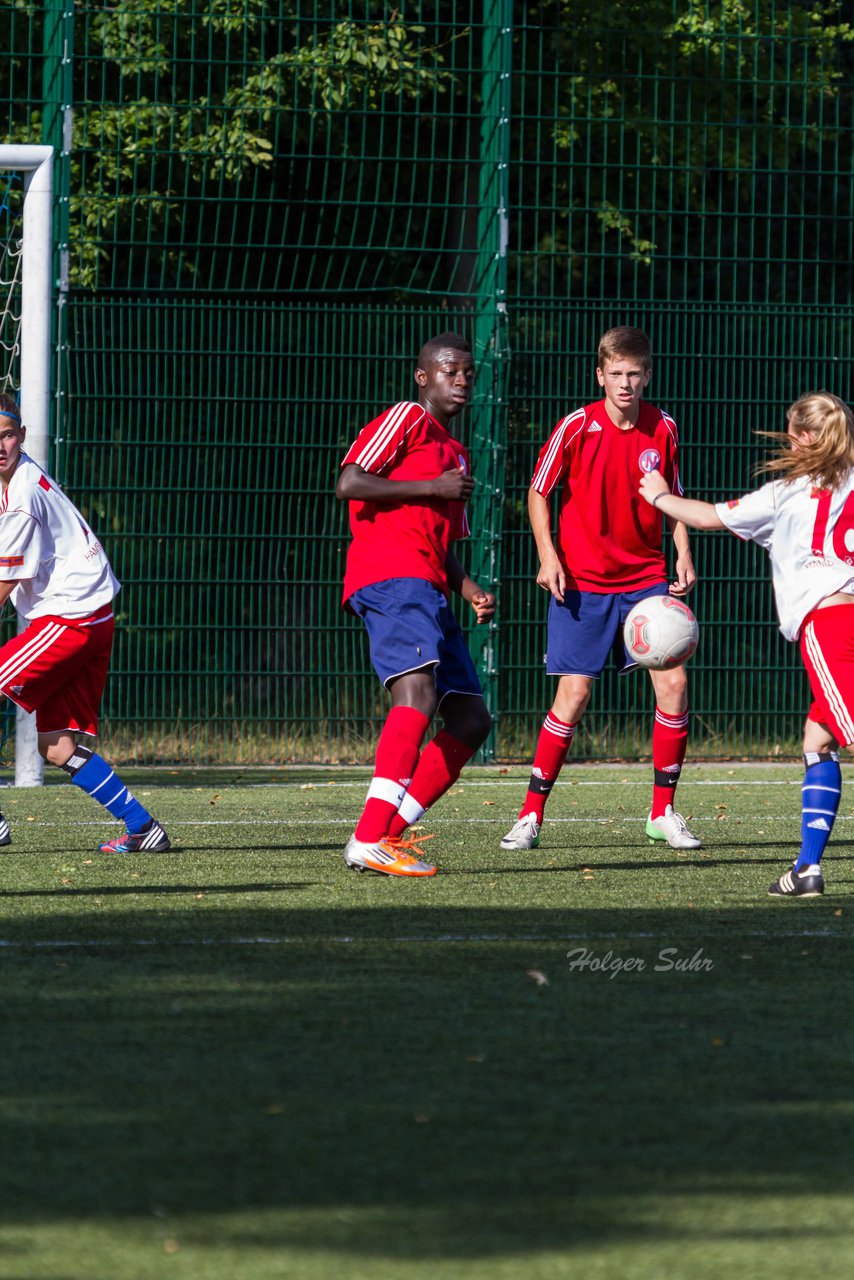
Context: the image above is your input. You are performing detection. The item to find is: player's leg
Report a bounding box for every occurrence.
[644,661,700,849]
[385,613,492,841]
[770,606,854,896]
[500,675,589,851]
[502,589,613,850]
[344,580,443,876]
[39,729,171,852]
[352,668,435,844]
[27,616,171,852]
[768,716,840,898]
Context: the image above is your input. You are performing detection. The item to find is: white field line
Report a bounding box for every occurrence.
[11,815,854,828]
[0,928,849,950]
[284,779,806,788]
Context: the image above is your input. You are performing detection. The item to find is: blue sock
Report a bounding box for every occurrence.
[794,751,841,872]
[64,748,154,834]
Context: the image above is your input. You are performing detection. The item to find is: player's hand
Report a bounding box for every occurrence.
[639,470,670,505]
[469,589,496,624]
[536,552,566,603]
[670,552,696,596]
[432,467,475,500]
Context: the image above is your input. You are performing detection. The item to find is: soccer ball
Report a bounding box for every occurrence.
[623,596,699,670]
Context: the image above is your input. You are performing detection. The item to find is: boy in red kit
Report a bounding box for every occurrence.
[337,333,495,877]
[502,327,701,852]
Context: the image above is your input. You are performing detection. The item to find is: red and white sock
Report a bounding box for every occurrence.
[387,730,475,838]
[354,706,431,842]
[651,706,689,818]
[518,712,576,824]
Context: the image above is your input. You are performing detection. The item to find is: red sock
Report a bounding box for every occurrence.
[354,706,431,842]
[651,706,689,818]
[387,730,475,838]
[519,712,575,824]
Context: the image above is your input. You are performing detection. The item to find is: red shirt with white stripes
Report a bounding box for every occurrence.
[340,401,470,604]
[531,399,683,592]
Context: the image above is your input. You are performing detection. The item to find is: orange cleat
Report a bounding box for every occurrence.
[344,833,437,877]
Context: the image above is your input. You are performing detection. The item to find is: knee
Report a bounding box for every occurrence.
[451,698,492,749]
[390,672,438,720]
[467,700,493,747]
[41,741,72,768]
[653,667,688,709]
[38,733,78,770]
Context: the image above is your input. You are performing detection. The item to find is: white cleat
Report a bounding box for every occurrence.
[500,812,541,851]
[646,804,701,849]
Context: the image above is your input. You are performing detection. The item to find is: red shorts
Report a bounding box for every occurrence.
[0,605,114,736]
[800,604,854,747]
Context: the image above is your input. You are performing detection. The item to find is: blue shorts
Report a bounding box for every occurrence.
[348,578,483,700]
[547,583,670,678]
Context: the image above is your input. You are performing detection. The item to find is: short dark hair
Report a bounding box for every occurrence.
[417,332,473,368]
[597,326,651,370]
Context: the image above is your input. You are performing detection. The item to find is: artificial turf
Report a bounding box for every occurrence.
[1,763,852,1279]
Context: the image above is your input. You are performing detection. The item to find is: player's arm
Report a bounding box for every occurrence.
[528,487,566,603]
[0,581,18,608]
[446,550,496,624]
[639,470,726,530]
[336,463,474,503]
[665,515,697,596]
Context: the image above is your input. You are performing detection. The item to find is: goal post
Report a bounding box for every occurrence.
[0,145,55,787]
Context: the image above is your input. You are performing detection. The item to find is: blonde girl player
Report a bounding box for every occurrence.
[640,390,854,898]
[0,393,169,852]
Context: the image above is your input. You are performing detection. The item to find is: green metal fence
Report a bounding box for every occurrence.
[2,1,853,763]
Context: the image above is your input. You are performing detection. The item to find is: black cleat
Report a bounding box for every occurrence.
[768,864,824,898]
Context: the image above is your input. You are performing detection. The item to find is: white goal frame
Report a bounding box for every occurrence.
[0,145,55,786]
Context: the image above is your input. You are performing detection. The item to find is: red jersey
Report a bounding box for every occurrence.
[531,399,683,592]
[340,401,470,604]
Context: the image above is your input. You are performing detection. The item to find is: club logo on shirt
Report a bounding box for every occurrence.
[638,449,661,473]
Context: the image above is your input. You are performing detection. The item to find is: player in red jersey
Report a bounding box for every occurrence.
[337,333,495,877]
[502,327,700,852]
[0,393,169,853]
[640,391,854,897]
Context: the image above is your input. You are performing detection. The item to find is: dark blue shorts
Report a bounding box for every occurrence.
[348,578,483,700]
[547,583,670,678]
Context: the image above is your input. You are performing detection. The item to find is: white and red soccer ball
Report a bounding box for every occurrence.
[623,595,699,670]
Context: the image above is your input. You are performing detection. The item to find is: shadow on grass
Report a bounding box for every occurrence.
[0,881,315,899]
[0,903,852,1260]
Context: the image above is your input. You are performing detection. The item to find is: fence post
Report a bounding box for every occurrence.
[467,1,512,762]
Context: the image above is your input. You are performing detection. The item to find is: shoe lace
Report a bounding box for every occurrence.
[382,834,435,864]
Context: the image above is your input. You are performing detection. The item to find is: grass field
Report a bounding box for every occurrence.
[1,762,853,1279]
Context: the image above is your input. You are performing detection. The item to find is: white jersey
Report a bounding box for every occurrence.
[715,472,854,641]
[0,453,120,620]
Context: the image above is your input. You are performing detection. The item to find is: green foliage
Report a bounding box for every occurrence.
[547,0,854,283]
[282,18,450,118]
[66,2,454,288]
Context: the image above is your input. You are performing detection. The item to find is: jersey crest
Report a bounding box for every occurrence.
[638,448,661,473]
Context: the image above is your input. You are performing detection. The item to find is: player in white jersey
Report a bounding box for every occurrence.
[638,391,854,898]
[0,393,170,853]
